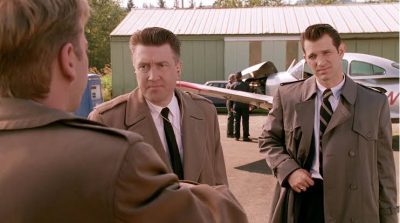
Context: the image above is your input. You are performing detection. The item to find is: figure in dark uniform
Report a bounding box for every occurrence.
[231,72,251,141]
[226,73,236,138]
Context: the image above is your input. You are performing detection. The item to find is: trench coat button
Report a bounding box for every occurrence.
[349,184,358,190]
[348,151,356,157]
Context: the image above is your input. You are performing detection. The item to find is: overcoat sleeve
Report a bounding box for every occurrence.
[114,139,247,222]
[377,99,399,223]
[258,87,300,186]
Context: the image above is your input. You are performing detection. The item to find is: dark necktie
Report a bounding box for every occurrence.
[161,107,184,180]
[319,89,333,176]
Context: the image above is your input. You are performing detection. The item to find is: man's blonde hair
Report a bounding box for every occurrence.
[0,0,90,99]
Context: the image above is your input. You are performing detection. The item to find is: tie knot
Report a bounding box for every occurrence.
[161,107,170,119]
[323,89,332,99]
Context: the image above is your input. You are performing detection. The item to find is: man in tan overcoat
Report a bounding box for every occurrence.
[0,1,248,222]
[89,27,228,186]
[259,24,398,223]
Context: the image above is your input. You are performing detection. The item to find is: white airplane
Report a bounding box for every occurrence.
[177,53,399,122]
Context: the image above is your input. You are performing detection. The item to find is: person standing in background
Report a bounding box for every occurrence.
[231,72,251,142]
[226,73,236,138]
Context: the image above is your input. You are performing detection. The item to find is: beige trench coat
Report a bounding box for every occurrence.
[89,88,228,186]
[0,98,247,222]
[259,76,398,223]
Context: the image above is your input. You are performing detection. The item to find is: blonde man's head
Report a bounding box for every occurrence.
[0,0,90,99]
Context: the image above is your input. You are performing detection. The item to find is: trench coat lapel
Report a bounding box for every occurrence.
[324,77,356,135]
[124,89,170,167]
[177,90,206,182]
[294,77,317,165]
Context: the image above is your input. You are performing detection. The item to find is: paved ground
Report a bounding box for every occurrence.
[218,114,399,223]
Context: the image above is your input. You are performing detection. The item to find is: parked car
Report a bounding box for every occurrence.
[203,80,228,108]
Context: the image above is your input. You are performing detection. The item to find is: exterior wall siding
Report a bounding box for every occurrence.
[224,42,249,77]
[262,41,287,71]
[344,38,399,62]
[110,36,398,98]
[180,40,224,84]
[110,37,135,97]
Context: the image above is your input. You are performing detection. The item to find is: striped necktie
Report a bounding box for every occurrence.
[161,107,184,180]
[319,89,333,176]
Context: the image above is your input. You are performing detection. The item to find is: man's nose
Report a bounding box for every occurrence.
[148,67,160,80]
[317,56,327,67]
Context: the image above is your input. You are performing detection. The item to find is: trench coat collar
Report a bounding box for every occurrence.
[176,90,206,182]
[301,76,318,101]
[125,88,150,127]
[124,88,206,181]
[301,75,357,104]
[294,77,317,165]
[324,76,357,134]
[0,97,77,130]
[124,88,169,165]
[124,88,205,128]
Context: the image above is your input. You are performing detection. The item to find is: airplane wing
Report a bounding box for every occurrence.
[176,81,273,110]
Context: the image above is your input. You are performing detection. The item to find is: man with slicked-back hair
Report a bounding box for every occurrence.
[89,27,229,186]
[259,24,397,223]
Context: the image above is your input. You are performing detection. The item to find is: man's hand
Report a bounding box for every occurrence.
[287,169,314,193]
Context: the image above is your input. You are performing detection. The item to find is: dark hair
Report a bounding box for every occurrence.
[129,27,181,59]
[300,24,342,53]
[235,71,242,79]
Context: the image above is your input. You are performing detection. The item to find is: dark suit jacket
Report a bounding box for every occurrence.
[89,88,228,186]
[231,81,250,110]
[259,76,398,223]
[0,98,247,222]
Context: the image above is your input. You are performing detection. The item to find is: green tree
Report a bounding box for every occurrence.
[86,0,126,71]
[265,0,283,6]
[304,0,336,4]
[214,0,282,7]
[213,0,243,8]
[244,0,265,6]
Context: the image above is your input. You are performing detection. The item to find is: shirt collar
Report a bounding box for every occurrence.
[146,94,180,119]
[316,74,345,100]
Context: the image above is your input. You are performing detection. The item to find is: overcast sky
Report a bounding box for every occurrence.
[119,0,215,8]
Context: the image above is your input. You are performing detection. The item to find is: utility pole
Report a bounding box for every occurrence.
[181,0,184,8]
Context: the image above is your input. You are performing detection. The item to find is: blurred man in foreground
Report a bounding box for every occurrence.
[0,0,248,222]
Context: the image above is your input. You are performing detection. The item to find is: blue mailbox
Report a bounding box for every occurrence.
[75,73,103,117]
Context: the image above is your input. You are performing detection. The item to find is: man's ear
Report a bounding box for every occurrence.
[176,61,182,79]
[338,43,345,57]
[58,42,76,82]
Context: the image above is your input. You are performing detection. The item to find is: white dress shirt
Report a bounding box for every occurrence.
[310,76,345,179]
[146,95,183,162]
